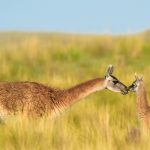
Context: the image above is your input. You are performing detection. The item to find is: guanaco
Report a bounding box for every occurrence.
[0,65,128,118]
[128,75,150,128]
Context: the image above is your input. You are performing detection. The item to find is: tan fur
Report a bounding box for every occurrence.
[136,82,150,128]
[0,78,106,117]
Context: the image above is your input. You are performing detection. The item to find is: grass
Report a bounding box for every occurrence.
[0,32,150,149]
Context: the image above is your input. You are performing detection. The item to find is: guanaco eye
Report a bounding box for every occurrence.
[113,80,118,84]
[132,83,137,87]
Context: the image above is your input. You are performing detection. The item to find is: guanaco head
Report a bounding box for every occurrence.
[105,65,128,95]
[128,74,143,92]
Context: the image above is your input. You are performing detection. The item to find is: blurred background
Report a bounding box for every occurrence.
[0,0,150,150]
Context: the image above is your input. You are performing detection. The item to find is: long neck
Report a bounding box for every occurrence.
[62,78,106,106]
[136,82,149,117]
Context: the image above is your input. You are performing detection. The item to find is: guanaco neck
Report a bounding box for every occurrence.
[61,78,106,106]
[136,82,149,118]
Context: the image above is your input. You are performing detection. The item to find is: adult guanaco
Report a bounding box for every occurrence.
[0,65,128,118]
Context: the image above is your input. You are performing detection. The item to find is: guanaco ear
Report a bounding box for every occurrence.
[134,73,143,81]
[139,75,143,81]
[106,64,114,77]
[134,72,139,80]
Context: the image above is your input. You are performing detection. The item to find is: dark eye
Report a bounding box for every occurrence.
[113,80,118,84]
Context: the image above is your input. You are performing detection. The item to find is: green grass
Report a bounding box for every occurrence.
[0,32,150,150]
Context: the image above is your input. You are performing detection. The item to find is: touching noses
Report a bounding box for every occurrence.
[123,86,128,95]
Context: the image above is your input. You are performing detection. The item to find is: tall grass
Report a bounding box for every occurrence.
[0,32,150,150]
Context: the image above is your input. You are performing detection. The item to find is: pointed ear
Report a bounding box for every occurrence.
[106,64,114,76]
[139,75,144,81]
[134,73,143,81]
[134,72,139,80]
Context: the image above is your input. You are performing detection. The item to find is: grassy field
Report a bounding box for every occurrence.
[0,32,150,150]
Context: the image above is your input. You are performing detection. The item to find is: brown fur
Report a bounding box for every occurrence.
[136,82,150,128]
[0,78,105,117]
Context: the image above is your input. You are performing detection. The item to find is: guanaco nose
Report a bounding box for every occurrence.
[121,86,128,95]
